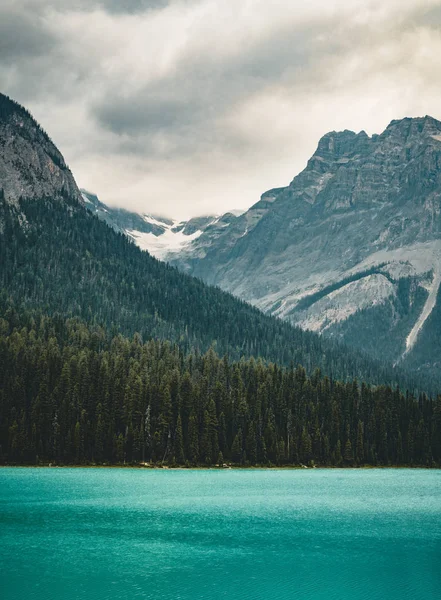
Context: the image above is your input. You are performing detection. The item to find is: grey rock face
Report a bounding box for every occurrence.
[166,116,441,371]
[0,94,82,206]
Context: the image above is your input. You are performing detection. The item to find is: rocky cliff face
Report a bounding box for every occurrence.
[0,93,82,206]
[165,116,441,372]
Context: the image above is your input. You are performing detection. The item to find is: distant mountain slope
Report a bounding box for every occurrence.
[0,92,431,391]
[81,189,219,260]
[154,117,441,375]
[81,188,165,236]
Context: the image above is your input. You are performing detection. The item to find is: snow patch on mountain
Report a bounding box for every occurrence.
[81,192,93,205]
[127,223,205,260]
[404,269,441,355]
[141,214,172,229]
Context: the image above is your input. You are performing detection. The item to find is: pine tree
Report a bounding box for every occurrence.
[188,414,199,464]
[334,440,342,465]
[300,427,312,464]
[344,439,354,465]
[74,421,81,463]
[356,420,364,465]
[218,412,227,456]
[231,428,243,464]
[433,396,441,462]
[245,422,257,465]
[174,415,185,464]
[95,407,106,463]
[200,410,211,465]
[115,433,125,463]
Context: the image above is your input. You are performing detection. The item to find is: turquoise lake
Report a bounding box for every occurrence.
[1,468,440,599]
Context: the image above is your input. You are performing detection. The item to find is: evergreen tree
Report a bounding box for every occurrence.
[188,414,199,464]
[356,420,364,465]
[300,427,312,464]
[174,415,185,465]
[231,428,243,464]
[344,439,354,465]
[246,422,258,465]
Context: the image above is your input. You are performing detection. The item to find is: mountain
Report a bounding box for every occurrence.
[81,189,219,261]
[0,94,82,206]
[1,92,440,468]
[142,116,441,375]
[1,91,422,390]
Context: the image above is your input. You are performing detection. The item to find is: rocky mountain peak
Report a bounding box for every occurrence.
[383,115,441,142]
[312,116,441,165]
[0,93,82,206]
[315,128,370,160]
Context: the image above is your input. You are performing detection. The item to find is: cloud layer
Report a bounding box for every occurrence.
[2,0,441,218]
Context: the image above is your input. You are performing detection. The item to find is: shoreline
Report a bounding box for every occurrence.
[0,464,438,470]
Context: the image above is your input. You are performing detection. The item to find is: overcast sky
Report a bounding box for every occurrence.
[1,0,441,218]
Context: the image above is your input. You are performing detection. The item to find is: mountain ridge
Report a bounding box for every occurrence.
[171,114,441,373]
[85,114,441,374]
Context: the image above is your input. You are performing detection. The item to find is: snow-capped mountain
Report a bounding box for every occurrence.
[81,189,219,260]
[126,214,217,260]
[84,116,441,374]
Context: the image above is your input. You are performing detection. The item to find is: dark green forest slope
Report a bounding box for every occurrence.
[1,309,439,467]
[0,195,426,389]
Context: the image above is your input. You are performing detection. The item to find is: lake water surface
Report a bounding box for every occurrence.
[1,468,440,599]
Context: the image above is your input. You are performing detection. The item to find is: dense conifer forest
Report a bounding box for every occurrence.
[0,308,439,467]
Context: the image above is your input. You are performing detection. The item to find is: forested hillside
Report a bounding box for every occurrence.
[0,195,427,390]
[1,308,439,467]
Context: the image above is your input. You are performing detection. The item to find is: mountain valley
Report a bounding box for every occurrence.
[1,91,440,470]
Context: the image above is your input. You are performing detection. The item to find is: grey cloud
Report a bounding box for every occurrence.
[23,0,188,15]
[95,0,171,13]
[92,79,258,159]
[0,9,56,60]
[94,94,197,135]
[2,0,441,218]
[91,22,320,156]
[416,5,441,27]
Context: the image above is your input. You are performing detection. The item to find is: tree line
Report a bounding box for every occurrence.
[1,310,439,467]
